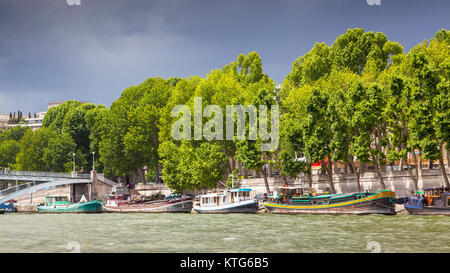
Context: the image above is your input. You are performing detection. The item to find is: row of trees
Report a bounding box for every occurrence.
[1,28,448,194]
[280,28,449,193]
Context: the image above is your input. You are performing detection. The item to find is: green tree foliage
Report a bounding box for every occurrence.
[159,141,227,192]
[0,140,20,168]
[285,42,332,88]
[62,103,96,170]
[0,126,30,142]
[85,105,108,173]
[15,128,76,172]
[42,101,82,132]
[42,133,77,172]
[99,77,175,180]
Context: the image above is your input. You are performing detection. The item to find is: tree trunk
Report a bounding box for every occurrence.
[418,150,423,169]
[155,164,160,183]
[333,161,339,174]
[306,163,313,189]
[228,157,234,173]
[281,174,288,186]
[348,161,355,174]
[405,158,418,192]
[260,169,271,194]
[373,156,386,189]
[344,162,348,174]
[348,156,361,192]
[307,171,313,189]
[322,158,336,194]
[447,148,450,168]
[429,159,433,169]
[137,168,146,184]
[399,158,403,171]
[412,151,419,180]
[439,143,450,188]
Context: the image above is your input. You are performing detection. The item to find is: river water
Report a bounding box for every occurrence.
[0,213,448,253]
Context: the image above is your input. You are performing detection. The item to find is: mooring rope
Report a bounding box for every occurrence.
[368,200,397,212]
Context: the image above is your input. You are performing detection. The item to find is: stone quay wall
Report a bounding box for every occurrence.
[135,183,172,196]
[239,168,450,197]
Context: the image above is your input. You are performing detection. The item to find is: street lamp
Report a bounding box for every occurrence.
[72,152,76,173]
[92,151,95,172]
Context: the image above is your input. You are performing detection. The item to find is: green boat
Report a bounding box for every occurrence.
[37,195,102,213]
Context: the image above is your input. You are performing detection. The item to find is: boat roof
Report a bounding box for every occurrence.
[278,186,303,190]
[230,188,252,192]
[199,188,252,197]
[309,192,364,200]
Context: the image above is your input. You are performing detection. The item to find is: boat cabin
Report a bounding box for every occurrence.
[194,188,255,208]
[408,187,450,207]
[268,186,373,205]
[44,196,70,207]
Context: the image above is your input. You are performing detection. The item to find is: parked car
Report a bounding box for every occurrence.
[163,192,182,200]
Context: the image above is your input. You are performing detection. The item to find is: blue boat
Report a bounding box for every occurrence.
[404,187,450,215]
[0,202,15,213]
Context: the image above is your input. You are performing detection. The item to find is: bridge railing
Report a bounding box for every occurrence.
[0,170,91,179]
[0,181,48,198]
[96,173,119,187]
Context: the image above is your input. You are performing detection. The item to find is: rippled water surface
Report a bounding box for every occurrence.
[0,213,449,253]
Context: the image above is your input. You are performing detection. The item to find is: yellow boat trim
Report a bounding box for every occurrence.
[264,191,395,210]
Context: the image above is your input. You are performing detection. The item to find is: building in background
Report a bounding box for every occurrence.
[0,113,9,129]
[2,100,89,131]
[47,100,89,110]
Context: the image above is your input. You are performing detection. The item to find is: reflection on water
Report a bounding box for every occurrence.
[0,213,449,253]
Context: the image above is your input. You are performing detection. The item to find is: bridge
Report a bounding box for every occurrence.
[0,170,117,204]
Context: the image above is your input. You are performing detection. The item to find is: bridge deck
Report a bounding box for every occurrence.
[0,171,93,204]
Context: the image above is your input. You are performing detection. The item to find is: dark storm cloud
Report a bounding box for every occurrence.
[0,0,449,112]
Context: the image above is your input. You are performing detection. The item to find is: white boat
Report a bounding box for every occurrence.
[193,188,258,213]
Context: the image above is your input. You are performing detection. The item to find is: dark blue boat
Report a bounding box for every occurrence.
[404,187,450,215]
[0,202,16,213]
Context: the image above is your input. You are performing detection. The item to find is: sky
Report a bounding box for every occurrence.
[0,0,449,113]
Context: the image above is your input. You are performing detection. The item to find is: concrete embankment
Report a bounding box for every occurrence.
[15,203,38,212]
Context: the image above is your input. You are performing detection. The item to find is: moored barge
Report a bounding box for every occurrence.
[37,195,102,213]
[193,188,258,213]
[404,187,450,215]
[264,186,396,215]
[102,188,193,213]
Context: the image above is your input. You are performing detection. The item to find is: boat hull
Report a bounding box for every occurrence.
[0,202,15,213]
[193,200,258,214]
[404,205,450,215]
[264,191,396,215]
[102,198,193,213]
[37,200,102,213]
